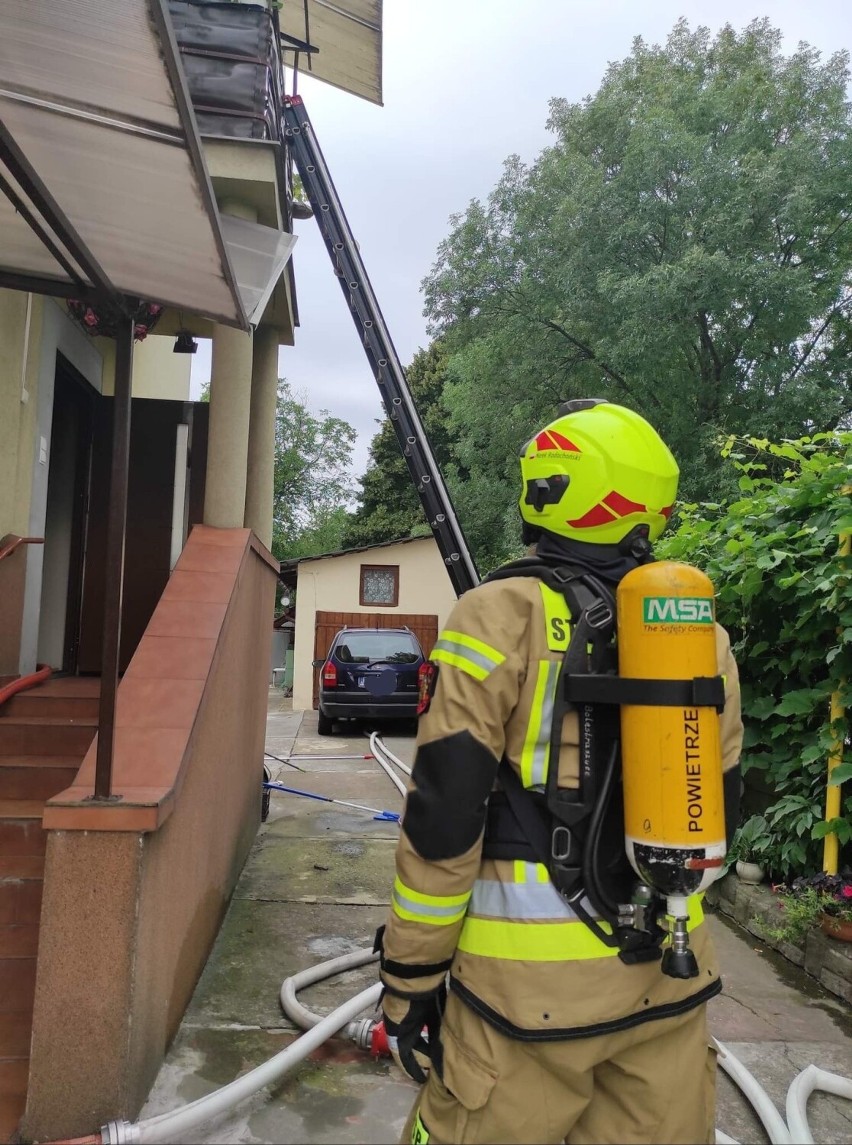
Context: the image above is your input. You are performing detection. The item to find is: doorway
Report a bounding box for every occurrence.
[37,356,95,673]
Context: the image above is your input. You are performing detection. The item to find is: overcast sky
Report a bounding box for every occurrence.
[192,0,852,476]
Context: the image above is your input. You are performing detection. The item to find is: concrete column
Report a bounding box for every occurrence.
[244,325,279,548]
[203,200,256,528]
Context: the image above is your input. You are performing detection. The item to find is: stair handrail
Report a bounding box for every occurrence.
[0,534,44,563]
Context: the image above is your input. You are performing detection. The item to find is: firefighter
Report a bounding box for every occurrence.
[376,399,744,1145]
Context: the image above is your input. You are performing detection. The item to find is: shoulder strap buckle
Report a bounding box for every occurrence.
[584,598,613,630]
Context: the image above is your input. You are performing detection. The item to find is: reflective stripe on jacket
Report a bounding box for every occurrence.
[381,574,744,1039]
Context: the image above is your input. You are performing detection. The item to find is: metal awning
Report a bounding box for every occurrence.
[280,0,383,106]
[0,0,248,328]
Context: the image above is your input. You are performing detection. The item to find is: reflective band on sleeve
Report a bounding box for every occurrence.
[458,896,705,961]
[392,876,471,926]
[431,630,506,681]
[520,660,560,788]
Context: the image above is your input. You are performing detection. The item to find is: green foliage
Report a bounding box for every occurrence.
[763,886,827,944]
[726,814,770,868]
[272,380,356,561]
[762,873,852,942]
[658,432,852,879]
[419,18,852,561]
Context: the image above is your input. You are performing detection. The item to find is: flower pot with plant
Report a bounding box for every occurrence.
[726,814,769,884]
[766,872,852,944]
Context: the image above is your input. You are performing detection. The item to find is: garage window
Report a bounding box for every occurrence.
[360,564,399,607]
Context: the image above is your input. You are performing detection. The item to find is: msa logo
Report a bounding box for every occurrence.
[643,597,714,624]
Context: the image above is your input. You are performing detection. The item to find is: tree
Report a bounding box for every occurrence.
[342,343,461,548]
[423,19,852,563]
[272,380,356,560]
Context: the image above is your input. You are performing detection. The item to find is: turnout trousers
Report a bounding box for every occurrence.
[401,993,717,1145]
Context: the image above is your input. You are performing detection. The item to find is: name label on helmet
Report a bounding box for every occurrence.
[643,597,714,624]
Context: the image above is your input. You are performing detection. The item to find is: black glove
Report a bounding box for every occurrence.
[382,985,446,1084]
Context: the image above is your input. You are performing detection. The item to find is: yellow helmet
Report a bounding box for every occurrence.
[519,399,679,545]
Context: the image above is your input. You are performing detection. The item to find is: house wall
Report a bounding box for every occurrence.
[291,538,457,710]
[99,333,192,400]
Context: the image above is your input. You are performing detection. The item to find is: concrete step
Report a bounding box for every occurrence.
[0,1012,33,1058]
[0,956,36,1015]
[0,856,43,880]
[0,718,96,757]
[1,692,100,720]
[0,854,43,929]
[0,924,38,959]
[0,1059,28,1145]
[0,803,45,859]
[0,758,80,801]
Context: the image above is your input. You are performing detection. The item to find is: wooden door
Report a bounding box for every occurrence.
[312,611,439,709]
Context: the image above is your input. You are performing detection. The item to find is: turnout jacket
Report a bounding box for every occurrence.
[380,574,744,1040]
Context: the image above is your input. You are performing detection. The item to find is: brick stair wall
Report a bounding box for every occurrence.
[0,680,97,1143]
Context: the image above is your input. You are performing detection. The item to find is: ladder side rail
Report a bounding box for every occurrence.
[283,97,479,596]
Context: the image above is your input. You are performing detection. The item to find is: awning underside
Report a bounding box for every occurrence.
[280,0,383,106]
[0,0,247,328]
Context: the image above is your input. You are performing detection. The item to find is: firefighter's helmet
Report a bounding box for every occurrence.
[519,399,679,544]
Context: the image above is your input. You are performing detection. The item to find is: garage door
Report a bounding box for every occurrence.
[312,611,439,709]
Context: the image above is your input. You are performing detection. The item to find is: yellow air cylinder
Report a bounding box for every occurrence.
[617,561,727,908]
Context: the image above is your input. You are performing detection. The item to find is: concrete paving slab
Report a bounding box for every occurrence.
[181,899,387,1029]
[143,706,852,1144]
[238,836,397,906]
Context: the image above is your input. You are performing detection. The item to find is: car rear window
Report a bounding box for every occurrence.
[334,632,420,664]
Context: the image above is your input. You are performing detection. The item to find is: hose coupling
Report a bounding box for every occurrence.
[347,1017,377,1051]
[101,1121,140,1145]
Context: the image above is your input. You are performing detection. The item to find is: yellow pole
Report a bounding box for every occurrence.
[822,522,851,876]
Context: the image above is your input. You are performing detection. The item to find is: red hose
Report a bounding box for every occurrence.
[0,663,51,708]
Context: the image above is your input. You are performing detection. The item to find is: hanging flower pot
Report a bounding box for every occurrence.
[67,299,164,342]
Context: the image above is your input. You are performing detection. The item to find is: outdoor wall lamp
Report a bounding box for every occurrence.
[173,330,198,354]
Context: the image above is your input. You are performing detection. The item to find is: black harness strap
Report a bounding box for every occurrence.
[566,674,725,710]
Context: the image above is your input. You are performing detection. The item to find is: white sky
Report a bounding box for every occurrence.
[192,0,852,475]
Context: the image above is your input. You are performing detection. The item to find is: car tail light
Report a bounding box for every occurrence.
[322,661,337,687]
